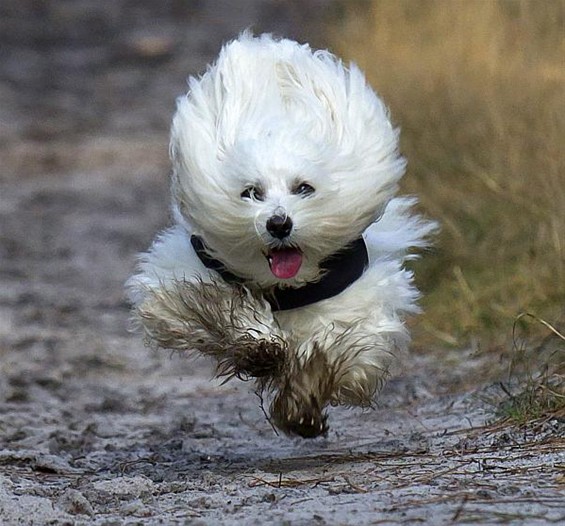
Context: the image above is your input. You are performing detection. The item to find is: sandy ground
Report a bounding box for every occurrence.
[1,1,565,524]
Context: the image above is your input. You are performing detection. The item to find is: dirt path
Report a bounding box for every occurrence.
[1,2,564,524]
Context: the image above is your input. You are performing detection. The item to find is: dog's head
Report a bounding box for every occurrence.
[170,33,405,287]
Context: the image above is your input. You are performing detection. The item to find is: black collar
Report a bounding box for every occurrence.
[190,235,368,311]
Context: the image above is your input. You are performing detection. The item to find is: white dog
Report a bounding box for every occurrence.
[127,33,435,438]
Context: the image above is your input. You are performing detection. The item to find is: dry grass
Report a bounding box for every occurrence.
[491,313,565,425]
[328,0,565,347]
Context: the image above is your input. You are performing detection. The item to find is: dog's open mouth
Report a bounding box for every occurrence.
[266,247,303,279]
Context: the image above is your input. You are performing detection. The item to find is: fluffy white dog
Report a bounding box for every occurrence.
[127,33,435,438]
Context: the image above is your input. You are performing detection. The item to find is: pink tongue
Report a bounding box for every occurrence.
[269,248,303,279]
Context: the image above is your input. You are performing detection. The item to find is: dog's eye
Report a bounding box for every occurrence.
[241,186,265,201]
[293,182,315,197]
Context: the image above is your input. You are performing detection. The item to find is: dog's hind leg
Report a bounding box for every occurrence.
[135,279,288,381]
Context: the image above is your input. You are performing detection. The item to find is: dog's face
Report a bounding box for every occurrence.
[217,135,327,284]
[170,35,405,287]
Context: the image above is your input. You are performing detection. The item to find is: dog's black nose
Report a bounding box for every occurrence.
[266,214,293,239]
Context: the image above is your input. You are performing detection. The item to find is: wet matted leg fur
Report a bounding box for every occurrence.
[137,279,287,381]
[135,279,381,438]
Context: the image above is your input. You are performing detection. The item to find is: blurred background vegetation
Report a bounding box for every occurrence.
[328,0,565,350]
[1,0,562,353]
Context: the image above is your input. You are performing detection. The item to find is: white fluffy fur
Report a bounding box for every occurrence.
[127,33,436,435]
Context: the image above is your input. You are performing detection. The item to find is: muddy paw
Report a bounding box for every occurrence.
[270,393,329,439]
[235,339,286,378]
[216,337,286,380]
[284,410,329,439]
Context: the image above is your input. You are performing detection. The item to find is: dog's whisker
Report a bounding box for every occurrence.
[224,233,260,256]
[252,209,264,241]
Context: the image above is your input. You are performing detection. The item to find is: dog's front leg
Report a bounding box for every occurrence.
[136,279,287,380]
[269,324,395,438]
[269,343,333,438]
